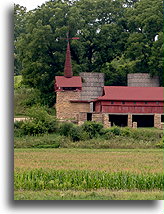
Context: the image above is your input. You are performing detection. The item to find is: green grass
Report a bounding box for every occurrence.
[14,189,163,200]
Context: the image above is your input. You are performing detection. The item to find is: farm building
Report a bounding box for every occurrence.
[55,40,164,129]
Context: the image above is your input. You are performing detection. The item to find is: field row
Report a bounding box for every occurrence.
[14,169,163,191]
[14,148,163,173]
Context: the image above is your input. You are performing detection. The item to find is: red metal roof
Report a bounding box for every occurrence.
[55,76,82,88]
[97,86,164,101]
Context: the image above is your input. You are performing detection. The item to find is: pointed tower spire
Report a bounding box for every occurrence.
[62,32,79,78]
[64,41,73,78]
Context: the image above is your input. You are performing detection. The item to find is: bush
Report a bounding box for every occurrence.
[14,133,67,148]
[69,125,83,142]
[110,126,121,135]
[59,123,88,141]
[14,121,25,137]
[14,106,58,136]
[21,120,48,135]
[155,137,164,148]
[59,122,74,137]
[81,121,103,139]
[121,127,132,137]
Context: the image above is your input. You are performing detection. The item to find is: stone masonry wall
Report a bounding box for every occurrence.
[92,113,103,123]
[154,114,161,129]
[56,91,89,120]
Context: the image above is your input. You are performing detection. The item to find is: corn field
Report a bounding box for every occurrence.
[14,169,163,191]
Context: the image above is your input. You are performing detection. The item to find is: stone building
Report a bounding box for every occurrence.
[55,40,164,128]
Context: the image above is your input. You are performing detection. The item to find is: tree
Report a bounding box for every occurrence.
[14,4,27,75]
[16,0,128,105]
[15,0,163,107]
[123,0,163,84]
[148,32,164,86]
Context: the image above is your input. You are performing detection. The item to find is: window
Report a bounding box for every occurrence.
[122,101,125,104]
[156,101,159,105]
[145,101,148,104]
[133,102,136,104]
[62,87,78,91]
[111,101,114,104]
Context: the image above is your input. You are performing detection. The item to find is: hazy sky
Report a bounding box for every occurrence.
[13,0,47,10]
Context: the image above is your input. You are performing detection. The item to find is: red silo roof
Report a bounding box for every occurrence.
[55,76,82,88]
[97,86,164,101]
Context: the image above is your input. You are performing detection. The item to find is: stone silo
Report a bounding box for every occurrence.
[80,72,104,100]
[128,73,159,87]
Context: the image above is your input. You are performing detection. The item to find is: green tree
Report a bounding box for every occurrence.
[148,32,164,86]
[16,0,128,105]
[124,0,163,84]
[14,4,27,75]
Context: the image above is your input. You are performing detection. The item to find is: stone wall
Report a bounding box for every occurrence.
[128,73,159,87]
[92,113,103,123]
[102,114,110,128]
[128,114,132,127]
[154,114,161,129]
[56,91,90,120]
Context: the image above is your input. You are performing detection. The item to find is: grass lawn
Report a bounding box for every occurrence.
[14,189,163,200]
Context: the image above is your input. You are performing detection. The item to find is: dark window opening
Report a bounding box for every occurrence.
[145,102,148,104]
[87,113,92,121]
[111,101,114,104]
[62,87,78,91]
[132,115,154,127]
[156,101,159,105]
[134,102,136,104]
[122,101,125,104]
[161,115,164,122]
[109,114,128,127]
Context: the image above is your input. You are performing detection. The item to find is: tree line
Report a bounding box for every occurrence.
[14,0,163,106]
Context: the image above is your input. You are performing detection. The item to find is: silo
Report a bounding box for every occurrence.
[80,72,104,100]
[128,73,159,87]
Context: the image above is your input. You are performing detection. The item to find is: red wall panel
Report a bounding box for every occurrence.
[95,101,164,114]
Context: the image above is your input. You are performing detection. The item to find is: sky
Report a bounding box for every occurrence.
[13,0,48,10]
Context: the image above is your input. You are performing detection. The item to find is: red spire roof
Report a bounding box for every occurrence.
[64,41,73,78]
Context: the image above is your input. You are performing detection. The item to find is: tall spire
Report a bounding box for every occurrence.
[64,41,73,78]
[62,32,79,78]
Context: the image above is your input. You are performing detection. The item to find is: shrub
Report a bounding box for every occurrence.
[59,123,88,141]
[59,122,74,137]
[155,137,164,148]
[121,127,132,137]
[69,125,83,142]
[14,106,58,136]
[81,121,103,139]
[14,121,25,137]
[14,133,66,148]
[21,120,47,135]
[110,126,121,135]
